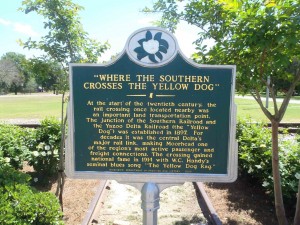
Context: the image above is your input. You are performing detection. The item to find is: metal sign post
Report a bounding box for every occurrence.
[141,183,160,225]
[123,182,184,225]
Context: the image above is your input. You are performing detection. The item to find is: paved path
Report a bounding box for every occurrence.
[0,93,62,98]
[235,95,300,104]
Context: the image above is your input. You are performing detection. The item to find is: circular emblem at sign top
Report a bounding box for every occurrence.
[126,27,178,67]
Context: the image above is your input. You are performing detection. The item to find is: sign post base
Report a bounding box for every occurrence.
[122,182,184,225]
[141,183,159,225]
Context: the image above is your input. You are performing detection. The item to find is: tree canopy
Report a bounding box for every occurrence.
[19,0,110,94]
[19,0,110,64]
[0,52,29,94]
[145,0,300,112]
[28,57,64,92]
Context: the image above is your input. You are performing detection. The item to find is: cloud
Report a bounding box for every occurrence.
[0,18,11,26]
[137,17,157,26]
[0,17,39,37]
[174,22,199,57]
[175,22,215,57]
[13,22,39,37]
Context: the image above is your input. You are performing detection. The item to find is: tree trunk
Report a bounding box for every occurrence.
[294,178,300,225]
[271,120,288,225]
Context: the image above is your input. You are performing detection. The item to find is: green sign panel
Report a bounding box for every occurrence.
[66,27,237,183]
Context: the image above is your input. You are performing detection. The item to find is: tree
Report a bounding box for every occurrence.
[19,0,110,94]
[0,59,22,94]
[23,77,38,94]
[0,52,29,95]
[28,57,64,93]
[19,0,109,65]
[145,1,300,224]
[19,0,110,208]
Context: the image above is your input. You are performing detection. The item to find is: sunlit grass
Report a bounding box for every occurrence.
[235,98,300,123]
[0,94,63,119]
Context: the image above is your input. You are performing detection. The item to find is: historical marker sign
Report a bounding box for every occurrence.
[66,27,237,183]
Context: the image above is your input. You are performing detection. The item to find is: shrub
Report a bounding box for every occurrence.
[0,166,64,225]
[277,136,300,201]
[27,117,61,178]
[236,119,300,203]
[236,119,273,181]
[0,165,31,186]
[0,124,34,170]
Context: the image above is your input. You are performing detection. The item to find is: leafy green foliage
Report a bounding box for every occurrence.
[147,0,300,121]
[237,119,300,202]
[278,137,300,202]
[0,122,64,223]
[19,0,109,64]
[0,52,36,95]
[0,124,34,170]
[0,60,23,95]
[19,0,109,95]
[0,165,31,186]
[28,57,65,92]
[0,118,62,179]
[27,118,61,178]
[0,166,64,225]
[237,119,273,178]
[23,77,38,94]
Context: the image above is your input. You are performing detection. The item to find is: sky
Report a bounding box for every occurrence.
[0,0,200,62]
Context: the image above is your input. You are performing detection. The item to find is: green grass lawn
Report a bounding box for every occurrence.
[235,98,300,123]
[0,94,64,119]
[0,94,299,122]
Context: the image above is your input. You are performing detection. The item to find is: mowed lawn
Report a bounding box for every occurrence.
[0,93,299,122]
[235,97,300,123]
[0,94,64,119]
